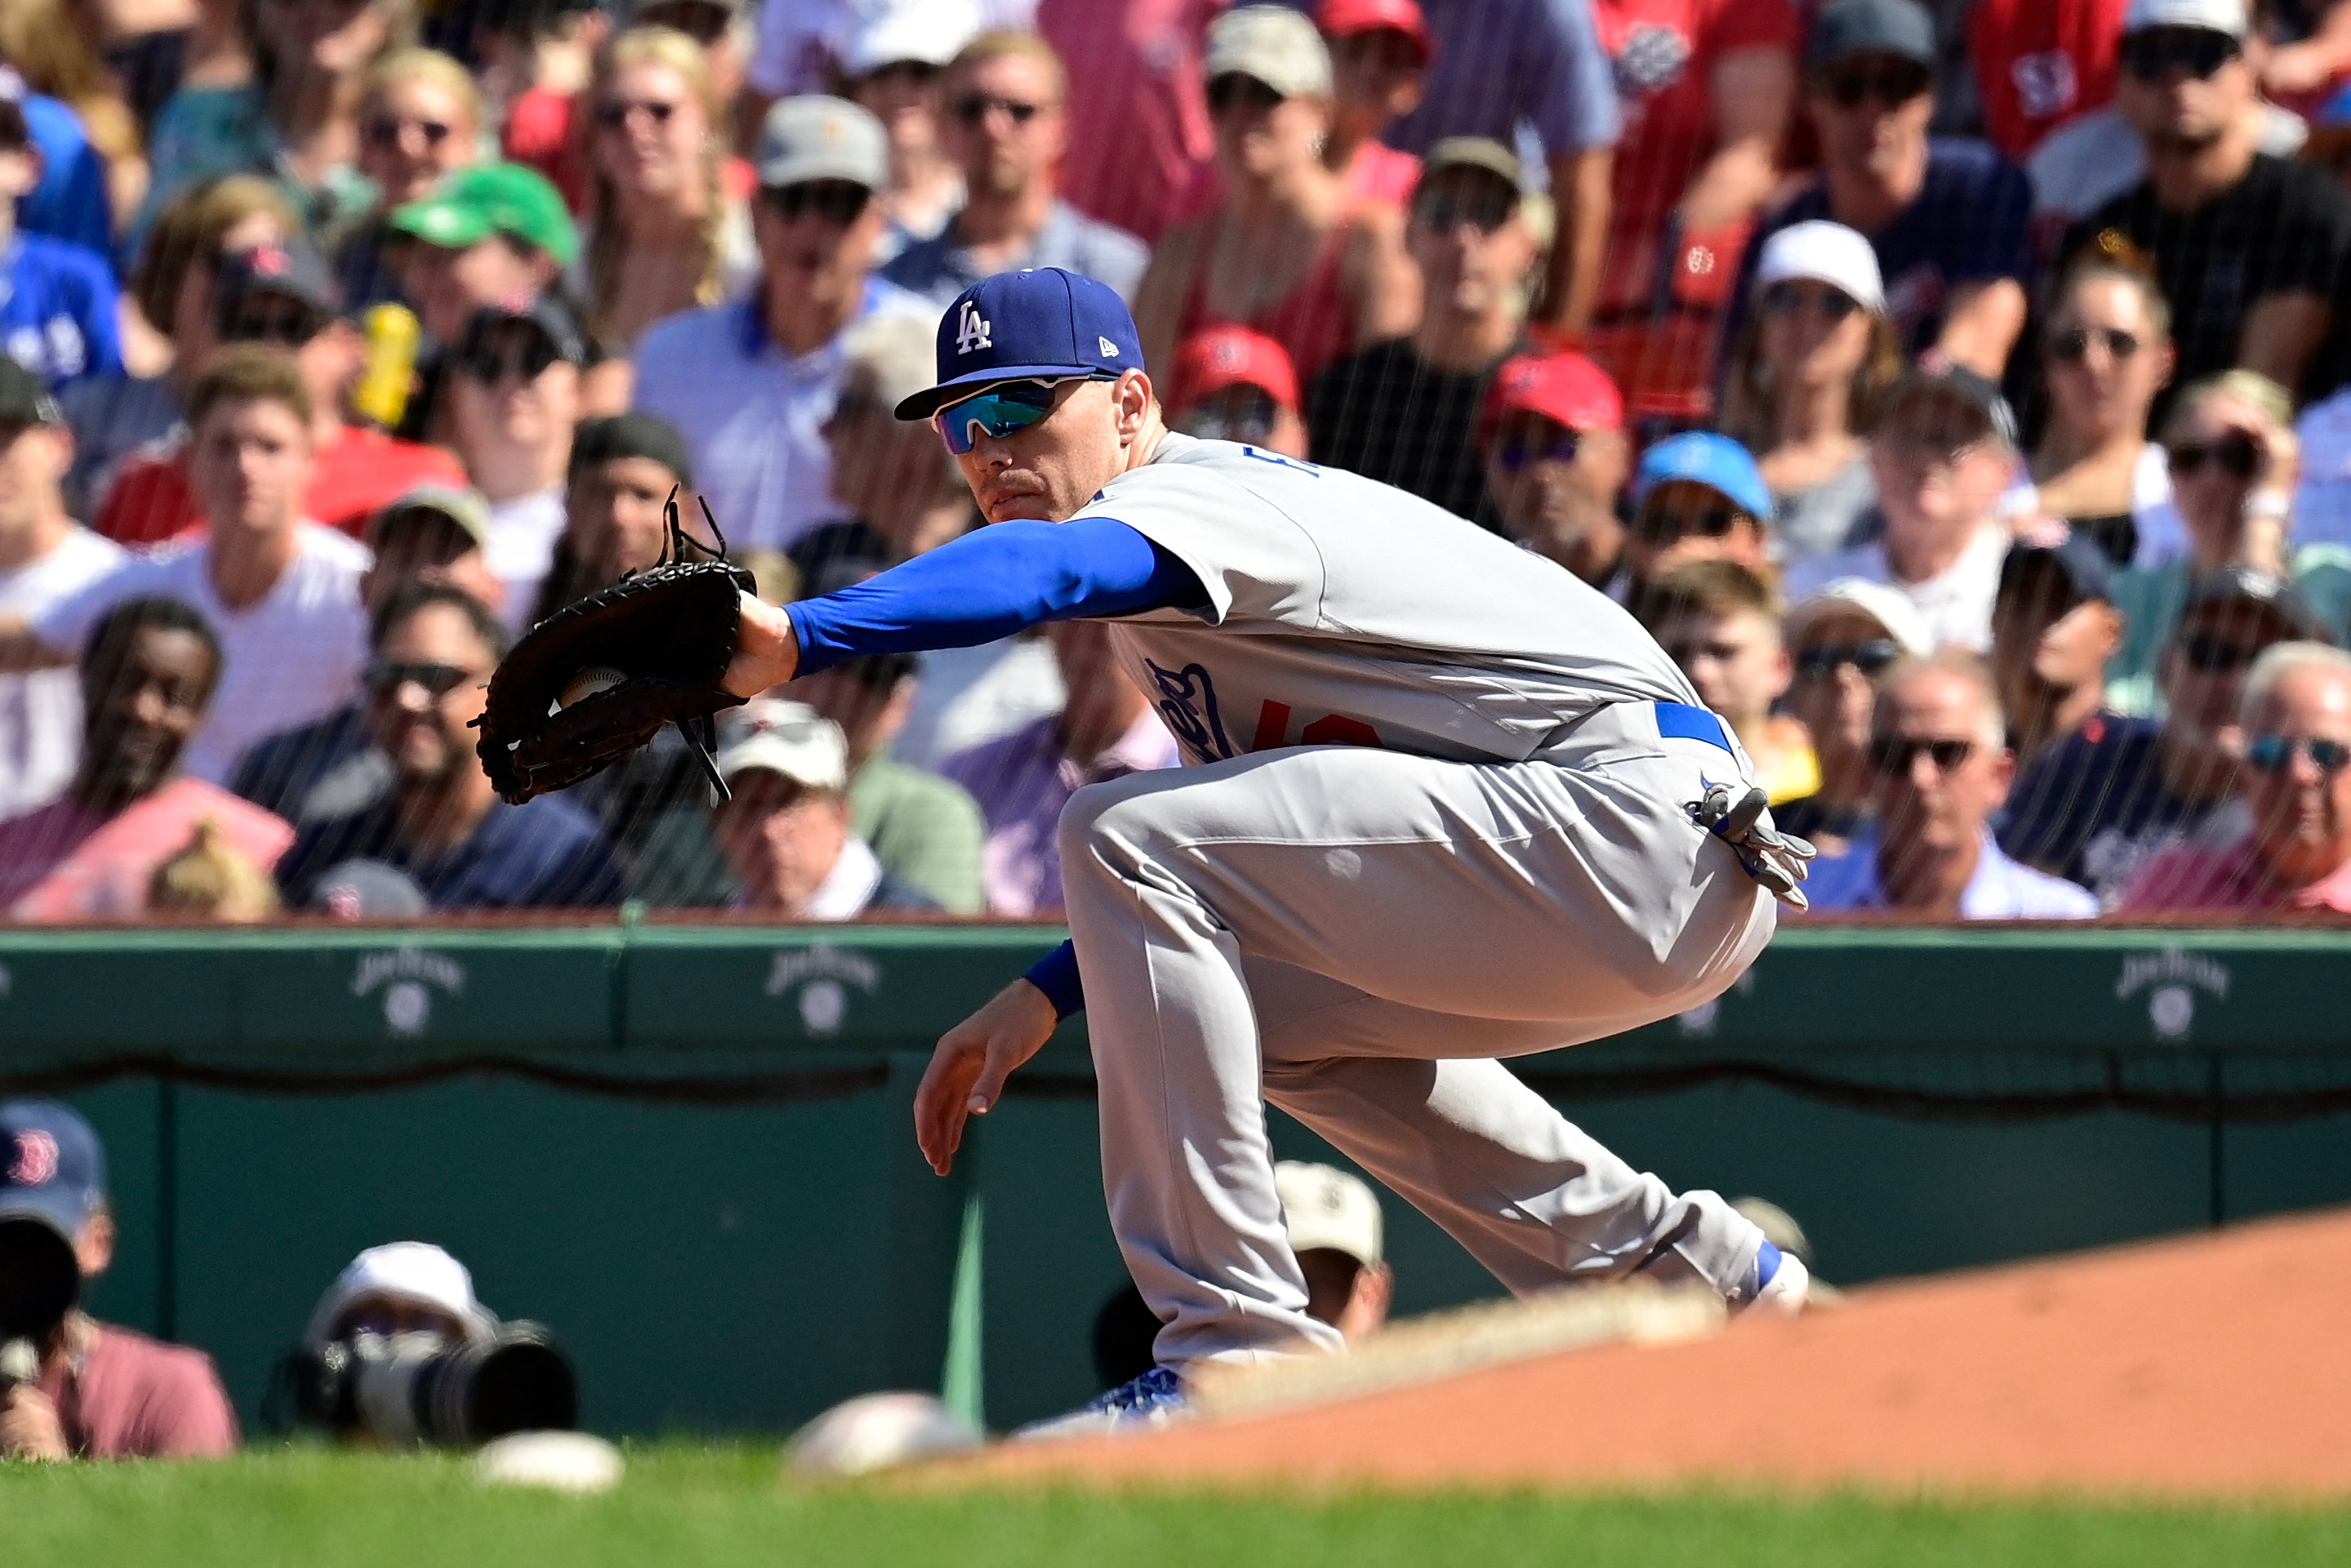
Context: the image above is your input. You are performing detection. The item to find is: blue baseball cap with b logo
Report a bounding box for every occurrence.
[0,1099,106,1241]
[893,268,1147,421]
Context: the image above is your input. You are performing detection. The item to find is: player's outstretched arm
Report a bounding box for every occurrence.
[914,978,1058,1177]
[721,594,800,697]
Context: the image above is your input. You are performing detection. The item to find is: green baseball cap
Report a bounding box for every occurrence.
[389,163,579,267]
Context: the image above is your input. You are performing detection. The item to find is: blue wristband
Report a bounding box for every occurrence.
[1022,940,1085,1019]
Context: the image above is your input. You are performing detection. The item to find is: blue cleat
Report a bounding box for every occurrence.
[1011,1365,1189,1441]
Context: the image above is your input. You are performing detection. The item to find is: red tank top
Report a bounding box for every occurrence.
[1176,212,1358,387]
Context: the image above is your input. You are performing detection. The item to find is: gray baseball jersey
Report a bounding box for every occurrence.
[1075,434,1705,766]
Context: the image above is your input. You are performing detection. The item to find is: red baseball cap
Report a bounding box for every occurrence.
[1478,351,1623,448]
[1314,0,1434,65]
[1166,325,1301,414]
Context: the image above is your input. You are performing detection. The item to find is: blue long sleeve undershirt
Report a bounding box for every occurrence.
[785,516,1205,676]
[786,515,1208,1018]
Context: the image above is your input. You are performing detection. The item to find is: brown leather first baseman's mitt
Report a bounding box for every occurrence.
[474,493,756,804]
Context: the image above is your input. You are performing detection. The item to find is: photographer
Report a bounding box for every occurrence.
[0,1101,237,1460]
[287,1241,576,1448]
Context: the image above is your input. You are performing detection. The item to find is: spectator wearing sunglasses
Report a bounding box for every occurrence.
[229,484,505,827]
[1773,577,1934,849]
[1622,432,1774,596]
[1799,652,2099,917]
[1132,7,1419,390]
[2057,0,2351,415]
[573,27,759,363]
[336,50,484,315]
[632,96,929,555]
[0,595,293,920]
[1995,555,2313,902]
[447,296,589,632]
[95,239,465,546]
[276,581,624,910]
[1785,366,2021,653]
[841,0,982,265]
[0,348,372,785]
[1717,220,1901,566]
[1726,0,2033,381]
[880,31,1149,310]
[1633,559,1820,806]
[1476,349,1633,592]
[60,176,301,531]
[1305,137,1544,527]
[1164,325,1309,459]
[1372,0,1620,340]
[386,161,582,440]
[0,84,122,393]
[2104,372,2351,710]
[2014,260,2179,570]
[2121,641,2351,909]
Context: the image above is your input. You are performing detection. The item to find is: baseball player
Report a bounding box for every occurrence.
[713,268,1813,1429]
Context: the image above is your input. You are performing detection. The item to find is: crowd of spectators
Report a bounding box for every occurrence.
[4,0,2351,925]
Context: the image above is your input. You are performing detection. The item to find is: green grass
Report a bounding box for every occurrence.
[6,1444,2349,1568]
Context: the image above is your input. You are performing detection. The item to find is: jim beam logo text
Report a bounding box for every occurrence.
[2114,947,2231,1041]
[764,945,881,1036]
[352,947,468,1038]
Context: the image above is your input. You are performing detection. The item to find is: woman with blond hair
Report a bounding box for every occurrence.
[572,26,755,360]
[334,47,483,310]
[1716,220,1903,566]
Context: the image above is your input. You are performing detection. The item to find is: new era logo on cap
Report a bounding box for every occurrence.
[897,269,1147,421]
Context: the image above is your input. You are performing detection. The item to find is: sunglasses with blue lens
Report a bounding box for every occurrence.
[933,380,1071,454]
[2243,733,2351,776]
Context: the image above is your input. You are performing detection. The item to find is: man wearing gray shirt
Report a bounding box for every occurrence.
[882,32,1149,307]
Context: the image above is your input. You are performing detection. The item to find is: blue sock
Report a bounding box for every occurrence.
[1753,1240,1783,1295]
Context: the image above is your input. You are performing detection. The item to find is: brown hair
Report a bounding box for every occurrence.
[949,28,1070,103]
[1633,559,1779,635]
[583,26,729,346]
[0,0,140,165]
[186,345,314,434]
[1717,296,1904,452]
[2046,257,2173,345]
[128,176,303,336]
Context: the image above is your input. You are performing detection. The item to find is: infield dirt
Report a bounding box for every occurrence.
[954,1205,2351,1498]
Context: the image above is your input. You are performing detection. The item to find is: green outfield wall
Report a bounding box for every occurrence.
[3,920,2349,1436]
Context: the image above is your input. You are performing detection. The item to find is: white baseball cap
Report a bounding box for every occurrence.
[1206,6,1334,98]
[842,0,983,76]
[1276,1160,1383,1265]
[715,699,850,791]
[1754,220,1887,316]
[1784,577,1936,659]
[2123,0,2247,38]
[303,1241,496,1348]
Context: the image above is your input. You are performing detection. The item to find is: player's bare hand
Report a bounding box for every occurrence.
[721,593,799,697]
[0,1384,69,1460]
[915,978,1058,1176]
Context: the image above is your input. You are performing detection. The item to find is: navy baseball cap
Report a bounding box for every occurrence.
[2000,523,2114,608]
[894,268,1147,421]
[1632,431,1773,519]
[0,1100,107,1241]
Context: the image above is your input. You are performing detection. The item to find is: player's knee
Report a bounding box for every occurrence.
[1057,774,1172,881]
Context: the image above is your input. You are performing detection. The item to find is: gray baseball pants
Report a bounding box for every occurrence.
[1058,712,1779,1372]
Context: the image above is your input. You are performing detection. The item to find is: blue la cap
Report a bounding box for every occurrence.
[894,268,1147,421]
[0,1100,107,1241]
[1633,432,1773,519]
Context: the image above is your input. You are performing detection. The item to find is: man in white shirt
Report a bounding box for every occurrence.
[707,697,938,918]
[0,362,120,816]
[1785,368,2018,652]
[631,96,931,555]
[0,347,368,783]
[447,296,584,631]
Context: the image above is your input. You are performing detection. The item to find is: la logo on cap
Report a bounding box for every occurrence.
[956,300,991,355]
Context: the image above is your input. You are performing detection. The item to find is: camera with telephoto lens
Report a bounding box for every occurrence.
[287,1321,578,1446]
[0,1216,81,1391]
